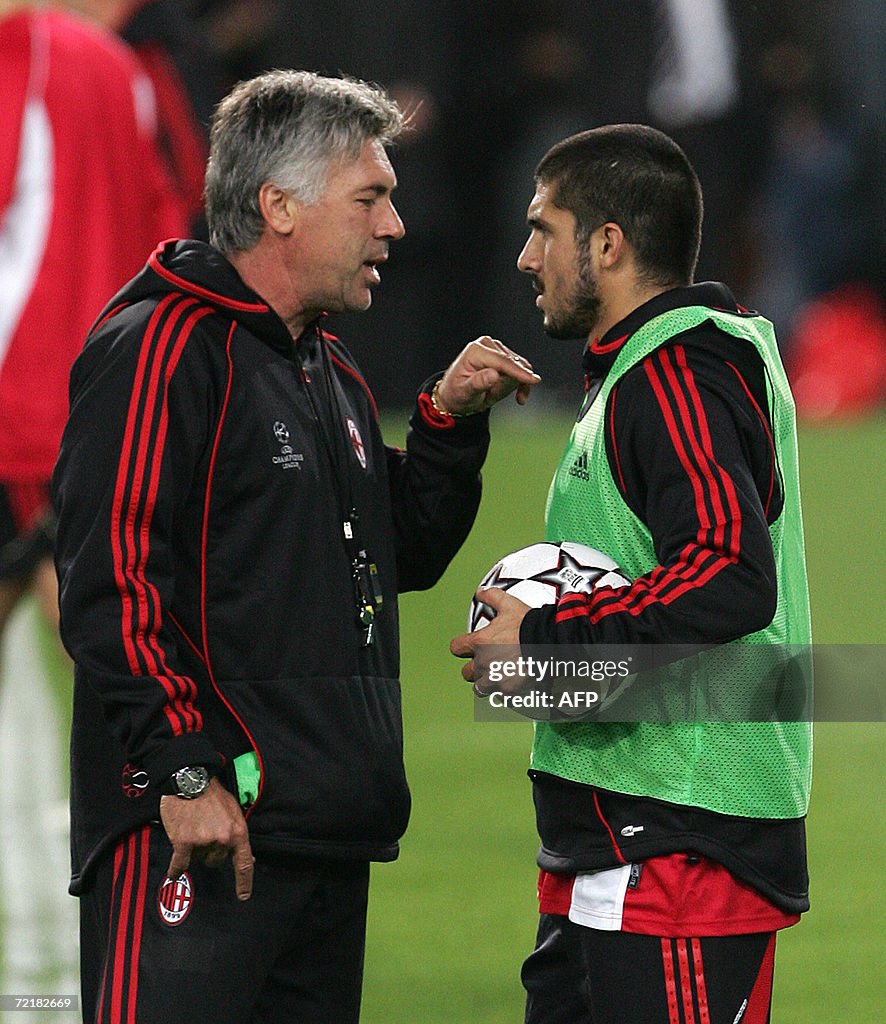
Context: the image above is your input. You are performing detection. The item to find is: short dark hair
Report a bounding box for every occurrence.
[536,124,703,288]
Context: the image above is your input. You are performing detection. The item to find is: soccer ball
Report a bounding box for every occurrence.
[468,541,630,631]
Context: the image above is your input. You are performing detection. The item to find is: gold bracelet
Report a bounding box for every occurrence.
[430,379,466,417]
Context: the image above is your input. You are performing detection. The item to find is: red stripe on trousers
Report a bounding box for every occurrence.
[744,933,777,1024]
[109,832,138,1023]
[691,938,712,1024]
[125,828,151,1024]
[676,938,697,1024]
[97,840,125,1024]
[661,939,681,1024]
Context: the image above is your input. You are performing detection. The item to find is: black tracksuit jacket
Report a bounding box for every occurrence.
[53,239,490,894]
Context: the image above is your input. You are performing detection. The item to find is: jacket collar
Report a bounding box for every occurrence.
[126,239,322,356]
[582,281,744,379]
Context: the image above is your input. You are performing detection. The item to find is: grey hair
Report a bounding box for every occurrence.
[205,69,404,254]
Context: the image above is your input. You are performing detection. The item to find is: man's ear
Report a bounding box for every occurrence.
[258,182,299,236]
[597,222,626,269]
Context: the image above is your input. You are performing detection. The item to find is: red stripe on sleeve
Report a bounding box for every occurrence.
[726,360,777,517]
[588,546,729,623]
[672,345,742,558]
[111,294,210,736]
[644,352,715,544]
[133,303,213,731]
[608,383,628,494]
[550,345,745,635]
[120,297,200,733]
[111,292,181,677]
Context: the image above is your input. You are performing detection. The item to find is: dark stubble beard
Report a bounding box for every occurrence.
[543,246,602,340]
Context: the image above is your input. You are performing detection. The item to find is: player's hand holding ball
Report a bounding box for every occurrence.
[450,542,629,696]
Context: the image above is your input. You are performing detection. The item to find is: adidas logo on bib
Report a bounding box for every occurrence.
[568,450,590,481]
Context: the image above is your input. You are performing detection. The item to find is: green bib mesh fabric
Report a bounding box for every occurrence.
[534,306,812,818]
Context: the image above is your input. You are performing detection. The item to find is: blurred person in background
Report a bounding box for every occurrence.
[0,0,188,668]
[195,0,466,409]
[747,0,886,419]
[840,0,886,300]
[65,0,226,235]
[470,0,774,403]
[748,1,860,343]
[463,0,658,403]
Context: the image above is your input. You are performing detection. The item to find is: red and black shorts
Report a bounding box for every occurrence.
[0,480,56,582]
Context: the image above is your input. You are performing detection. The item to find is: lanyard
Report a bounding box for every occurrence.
[297,328,381,646]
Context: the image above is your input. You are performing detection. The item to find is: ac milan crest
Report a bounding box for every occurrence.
[346,417,367,469]
[158,872,194,926]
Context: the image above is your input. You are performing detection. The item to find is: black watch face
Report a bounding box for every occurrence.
[176,767,209,797]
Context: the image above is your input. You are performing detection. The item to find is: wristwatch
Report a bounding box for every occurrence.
[162,765,211,799]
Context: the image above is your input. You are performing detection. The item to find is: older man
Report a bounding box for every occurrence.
[54,69,538,1023]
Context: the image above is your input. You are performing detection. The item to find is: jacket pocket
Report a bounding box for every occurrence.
[215,675,411,852]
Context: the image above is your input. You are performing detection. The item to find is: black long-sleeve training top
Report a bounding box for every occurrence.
[53,239,490,893]
[520,283,808,913]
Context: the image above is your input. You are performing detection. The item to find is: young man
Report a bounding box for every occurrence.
[53,70,539,1023]
[452,124,811,1024]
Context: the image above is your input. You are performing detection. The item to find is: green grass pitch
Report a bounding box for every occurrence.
[10,410,884,1022]
[361,410,886,1023]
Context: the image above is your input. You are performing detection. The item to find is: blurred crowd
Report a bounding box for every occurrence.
[6,0,886,413]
